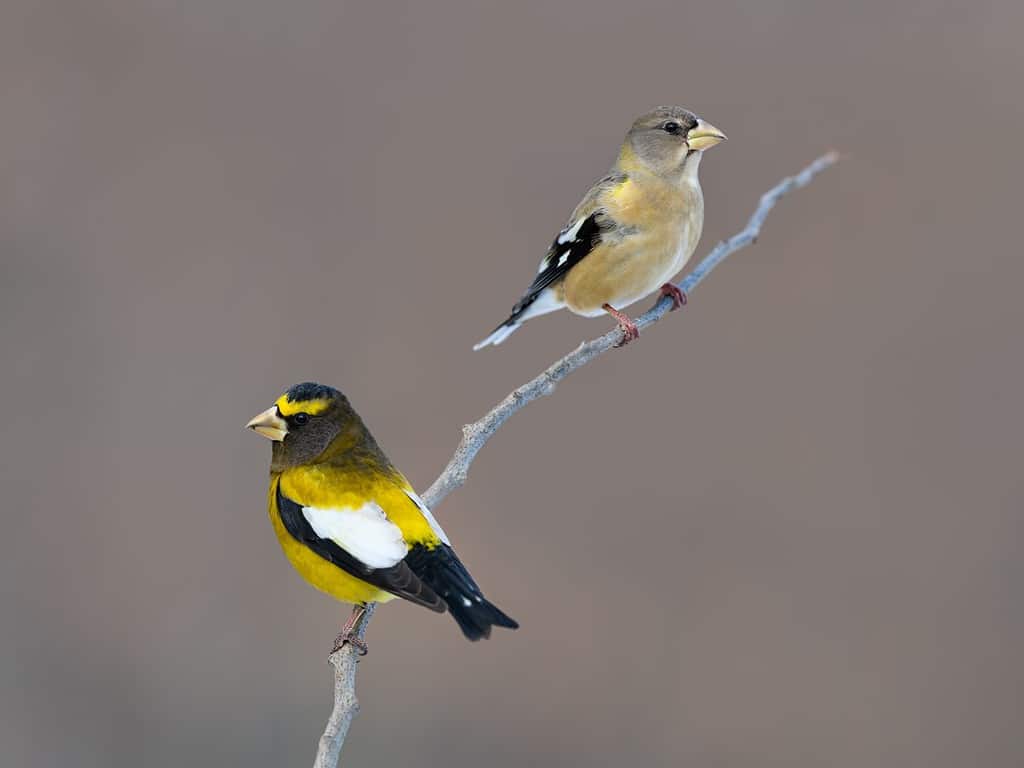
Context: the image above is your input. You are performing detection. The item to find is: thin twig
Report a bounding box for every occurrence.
[422,150,838,509]
[311,151,838,767]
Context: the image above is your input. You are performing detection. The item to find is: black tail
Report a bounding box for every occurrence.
[405,544,518,640]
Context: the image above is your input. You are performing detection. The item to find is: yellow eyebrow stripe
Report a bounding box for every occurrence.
[275,395,332,416]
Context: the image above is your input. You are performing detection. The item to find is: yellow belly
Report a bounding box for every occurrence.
[268,477,396,606]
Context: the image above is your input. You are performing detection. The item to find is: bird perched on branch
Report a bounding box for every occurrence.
[474,106,725,349]
[247,382,518,652]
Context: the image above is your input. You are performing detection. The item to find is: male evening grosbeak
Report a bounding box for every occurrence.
[474,106,725,349]
[247,382,517,652]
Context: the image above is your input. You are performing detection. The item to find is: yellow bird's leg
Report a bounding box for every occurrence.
[602,304,640,347]
[659,283,687,311]
[331,604,370,656]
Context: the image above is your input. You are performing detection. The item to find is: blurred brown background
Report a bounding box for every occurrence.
[3,1,1022,766]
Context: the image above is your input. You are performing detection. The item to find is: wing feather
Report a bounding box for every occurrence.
[302,502,407,569]
[473,172,627,349]
[276,486,445,611]
[402,488,450,545]
[508,173,625,321]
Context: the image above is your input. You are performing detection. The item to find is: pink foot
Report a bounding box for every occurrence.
[659,283,687,311]
[331,605,369,656]
[602,304,640,347]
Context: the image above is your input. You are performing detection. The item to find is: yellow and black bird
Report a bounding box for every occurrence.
[474,106,725,349]
[247,382,517,651]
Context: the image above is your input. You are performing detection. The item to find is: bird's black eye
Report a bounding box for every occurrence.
[663,121,681,135]
[293,412,309,426]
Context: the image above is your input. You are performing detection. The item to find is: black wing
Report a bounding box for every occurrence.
[275,486,445,612]
[506,210,609,321]
[404,544,519,640]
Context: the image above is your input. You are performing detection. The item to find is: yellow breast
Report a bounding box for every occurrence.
[267,475,396,606]
[278,466,441,546]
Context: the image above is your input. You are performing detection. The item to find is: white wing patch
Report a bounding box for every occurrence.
[302,502,408,569]
[556,217,586,245]
[537,218,586,274]
[402,488,451,545]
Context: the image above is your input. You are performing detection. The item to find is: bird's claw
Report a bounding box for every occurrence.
[614,319,640,347]
[331,630,368,656]
[603,303,639,347]
[659,283,687,311]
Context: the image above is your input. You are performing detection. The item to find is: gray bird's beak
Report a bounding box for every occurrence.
[686,119,727,151]
[246,406,288,441]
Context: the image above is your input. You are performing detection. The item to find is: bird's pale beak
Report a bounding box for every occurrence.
[686,119,727,151]
[246,406,288,441]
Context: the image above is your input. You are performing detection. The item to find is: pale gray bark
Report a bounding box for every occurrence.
[312,151,838,767]
[312,604,375,768]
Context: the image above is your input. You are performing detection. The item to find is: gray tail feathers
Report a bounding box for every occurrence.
[472,319,522,350]
[473,286,564,350]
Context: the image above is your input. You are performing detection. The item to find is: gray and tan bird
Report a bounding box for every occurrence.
[474,106,725,349]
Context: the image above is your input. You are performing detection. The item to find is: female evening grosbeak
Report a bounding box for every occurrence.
[474,106,725,349]
[247,382,517,652]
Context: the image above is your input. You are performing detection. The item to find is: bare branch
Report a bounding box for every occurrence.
[313,604,375,768]
[312,151,838,767]
[422,150,839,509]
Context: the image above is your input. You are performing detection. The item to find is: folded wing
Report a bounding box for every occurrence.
[276,486,445,611]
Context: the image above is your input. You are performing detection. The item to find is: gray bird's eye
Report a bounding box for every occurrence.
[663,121,681,135]
[293,412,309,426]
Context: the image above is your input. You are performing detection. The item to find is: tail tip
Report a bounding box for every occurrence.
[472,321,520,350]
[449,596,519,641]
